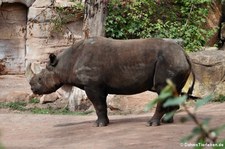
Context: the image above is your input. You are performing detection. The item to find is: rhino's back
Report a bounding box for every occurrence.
[72,37,188,94]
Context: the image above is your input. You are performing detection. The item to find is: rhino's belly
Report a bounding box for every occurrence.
[106,84,150,95]
[105,71,154,95]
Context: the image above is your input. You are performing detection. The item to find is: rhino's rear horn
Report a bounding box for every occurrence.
[49,53,58,67]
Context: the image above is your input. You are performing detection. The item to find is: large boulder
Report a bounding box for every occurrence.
[0,0,36,7]
[189,50,225,97]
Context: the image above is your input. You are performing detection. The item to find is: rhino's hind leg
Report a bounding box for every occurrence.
[148,101,165,126]
[161,105,179,123]
[148,56,182,126]
[84,86,109,127]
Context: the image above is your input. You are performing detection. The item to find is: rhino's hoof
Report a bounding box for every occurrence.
[161,117,174,124]
[147,119,160,126]
[94,119,109,127]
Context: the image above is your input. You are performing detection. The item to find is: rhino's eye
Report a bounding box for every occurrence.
[38,77,42,81]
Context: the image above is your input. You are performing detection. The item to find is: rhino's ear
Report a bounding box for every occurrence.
[49,53,58,67]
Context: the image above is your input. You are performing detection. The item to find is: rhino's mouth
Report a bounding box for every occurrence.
[31,87,41,95]
[31,83,63,95]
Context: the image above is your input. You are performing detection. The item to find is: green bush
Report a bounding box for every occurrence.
[105,0,215,51]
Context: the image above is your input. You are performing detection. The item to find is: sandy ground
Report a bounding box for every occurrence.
[1,103,225,149]
[0,75,32,102]
[0,75,225,149]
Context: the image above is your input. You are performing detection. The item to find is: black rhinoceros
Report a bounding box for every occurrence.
[27,36,194,127]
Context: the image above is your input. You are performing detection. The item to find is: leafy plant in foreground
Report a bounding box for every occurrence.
[145,80,225,148]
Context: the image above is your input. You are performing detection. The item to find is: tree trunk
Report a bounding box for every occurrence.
[83,0,108,38]
[67,0,108,111]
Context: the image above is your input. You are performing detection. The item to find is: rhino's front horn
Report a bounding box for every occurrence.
[25,62,42,82]
[25,63,34,82]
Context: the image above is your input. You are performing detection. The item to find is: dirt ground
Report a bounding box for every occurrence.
[0,75,225,149]
[0,75,32,102]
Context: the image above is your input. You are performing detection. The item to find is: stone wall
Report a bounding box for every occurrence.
[0,0,83,74]
[0,3,27,74]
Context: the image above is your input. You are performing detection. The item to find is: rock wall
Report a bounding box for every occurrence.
[0,0,83,74]
[0,3,27,74]
[190,50,225,97]
[26,0,83,64]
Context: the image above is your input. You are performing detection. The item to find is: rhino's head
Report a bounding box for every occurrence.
[26,54,63,95]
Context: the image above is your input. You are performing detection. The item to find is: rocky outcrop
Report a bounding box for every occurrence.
[190,50,225,97]
[26,0,83,64]
[0,0,36,7]
[0,0,83,74]
[0,3,27,74]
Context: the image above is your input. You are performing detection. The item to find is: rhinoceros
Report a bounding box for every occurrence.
[27,36,194,127]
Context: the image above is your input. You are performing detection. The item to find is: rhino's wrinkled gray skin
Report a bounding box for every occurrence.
[28,36,193,127]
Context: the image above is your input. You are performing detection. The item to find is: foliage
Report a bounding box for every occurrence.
[213,94,225,103]
[145,80,225,148]
[29,98,40,104]
[105,0,215,51]
[0,101,92,115]
[51,1,84,32]
[0,101,27,111]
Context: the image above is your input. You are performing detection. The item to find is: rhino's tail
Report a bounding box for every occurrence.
[182,53,199,100]
[187,71,195,97]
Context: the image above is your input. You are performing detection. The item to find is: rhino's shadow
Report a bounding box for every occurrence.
[54,116,149,127]
[54,120,94,127]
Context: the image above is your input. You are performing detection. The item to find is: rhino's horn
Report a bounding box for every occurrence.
[25,63,34,82]
[25,62,43,81]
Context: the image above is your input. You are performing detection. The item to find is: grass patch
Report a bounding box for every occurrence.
[0,101,92,116]
[213,94,225,103]
[29,98,40,104]
[0,101,27,111]
[30,107,93,115]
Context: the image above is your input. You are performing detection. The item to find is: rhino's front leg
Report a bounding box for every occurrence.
[85,86,109,127]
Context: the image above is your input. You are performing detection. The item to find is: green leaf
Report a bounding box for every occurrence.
[201,118,210,130]
[214,124,225,136]
[144,98,159,111]
[192,126,202,135]
[158,91,172,101]
[163,111,176,122]
[163,95,187,108]
[213,139,225,149]
[195,139,205,149]
[195,95,212,110]
[181,133,195,143]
